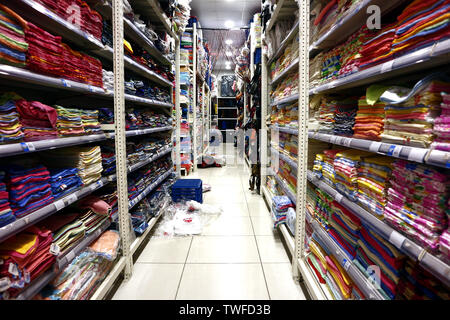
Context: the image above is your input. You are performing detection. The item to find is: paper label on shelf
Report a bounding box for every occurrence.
[381,60,394,73]
[61,79,71,88]
[50,243,60,256]
[66,251,75,262]
[388,145,402,157]
[65,193,78,205]
[0,277,11,292]
[343,138,352,147]
[343,259,351,271]
[369,142,382,153]
[389,230,405,249]
[334,193,343,203]
[407,148,427,163]
[88,85,94,92]
[20,142,35,152]
[96,180,104,188]
[8,263,18,277]
[54,199,65,211]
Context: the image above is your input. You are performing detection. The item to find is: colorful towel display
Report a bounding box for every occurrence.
[3,164,54,218]
[271,196,294,227]
[0,225,55,299]
[432,92,450,151]
[353,94,386,141]
[384,159,449,253]
[49,168,82,199]
[55,106,84,137]
[0,170,14,227]
[16,100,57,141]
[0,4,28,68]
[41,146,103,186]
[0,92,24,144]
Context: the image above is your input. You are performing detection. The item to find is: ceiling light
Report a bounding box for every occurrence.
[225,39,233,45]
[225,51,232,57]
[224,20,234,28]
[225,65,232,70]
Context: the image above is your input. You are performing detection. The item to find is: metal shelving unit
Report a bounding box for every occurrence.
[261,0,450,300]
[0,0,181,300]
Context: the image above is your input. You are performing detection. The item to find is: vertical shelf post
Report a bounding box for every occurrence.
[293,0,310,278]
[175,38,181,176]
[112,0,132,279]
[192,23,197,171]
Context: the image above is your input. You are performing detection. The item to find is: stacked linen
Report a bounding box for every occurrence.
[353,94,386,141]
[320,47,341,82]
[358,23,397,70]
[321,149,341,187]
[25,23,63,77]
[318,97,336,134]
[61,44,103,87]
[0,4,28,68]
[313,188,333,230]
[380,77,450,148]
[313,153,324,179]
[100,141,116,176]
[0,92,24,144]
[271,196,294,228]
[4,164,54,219]
[48,168,83,199]
[328,201,361,259]
[16,100,57,141]
[98,108,114,126]
[0,225,55,299]
[311,233,354,300]
[42,146,103,186]
[0,170,14,227]
[439,229,450,262]
[384,159,449,253]
[102,69,114,91]
[333,149,372,202]
[55,106,84,137]
[391,0,450,59]
[355,223,405,300]
[37,213,85,255]
[432,92,450,152]
[398,259,450,300]
[357,155,394,219]
[333,97,358,136]
[81,109,102,134]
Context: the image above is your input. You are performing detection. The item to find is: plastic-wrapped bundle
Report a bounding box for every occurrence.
[432,92,450,152]
[271,196,293,228]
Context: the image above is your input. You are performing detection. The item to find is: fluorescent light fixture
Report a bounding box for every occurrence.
[225,39,233,45]
[224,20,234,28]
[225,51,232,57]
[225,65,232,70]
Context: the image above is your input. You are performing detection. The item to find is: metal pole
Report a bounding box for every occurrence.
[112,0,132,279]
[293,0,309,279]
[175,38,181,176]
[193,24,197,172]
[261,41,268,194]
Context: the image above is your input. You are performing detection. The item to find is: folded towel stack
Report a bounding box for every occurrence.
[321,149,342,187]
[55,106,84,137]
[49,168,83,199]
[0,4,29,68]
[353,95,386,141]
[16,100,58,141]
[333,97,358,136]
[356,155,394,219]
[271,196,294,228]
[80,109,102,134]
[385,159,449,253]
[0,170,14,227]
[0,92,24,144]
[318,97,336,134]
[432,92,450,152]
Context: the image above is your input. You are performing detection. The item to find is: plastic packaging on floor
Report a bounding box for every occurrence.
[155,200,222,236]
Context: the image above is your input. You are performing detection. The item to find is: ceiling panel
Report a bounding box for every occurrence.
[190,0,260,74]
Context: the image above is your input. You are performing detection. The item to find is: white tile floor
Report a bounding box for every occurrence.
[112,144,306,300]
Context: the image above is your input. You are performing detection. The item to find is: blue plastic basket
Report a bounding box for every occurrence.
[171,179,203,203]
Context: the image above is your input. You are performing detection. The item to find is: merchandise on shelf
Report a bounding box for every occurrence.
[433,92,450,152]
[270,32,299,79]
[0,170,14,227]
[271,195,294,228]
[16,99,57,141]
[270,72,299,103]
[0,225,55,299]
[49,168,83,200]
[353,93,386,141]
[0,4,28,68]
[0,93,24,144]
[270,101,299,128]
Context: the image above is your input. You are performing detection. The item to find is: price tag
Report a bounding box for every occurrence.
[66,251,75,262]
[334,193,343,203]
[0,277,11,292]
[24,270,30,284]
[50,243,60,256]
[65,193,78,205]
[54,199,65,211]
[388,145,402,157]
[61,79,72,88]
[407,148,427,163]
[88,85,95,92]
[343,138,352,147]
[8,263,18,277]
[20,142,35,152]
[96,180,104,188]
[381,60,394,73]
[369,142,382,153]
[342,258,351,271]
[389,230,405,250]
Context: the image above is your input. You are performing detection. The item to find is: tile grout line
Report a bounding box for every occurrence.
[241,170,272,301]
[174,235,194,300]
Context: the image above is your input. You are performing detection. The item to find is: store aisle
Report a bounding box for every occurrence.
[112,144,306,300]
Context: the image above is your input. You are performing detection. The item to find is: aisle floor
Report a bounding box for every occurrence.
[112,145,306,300]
